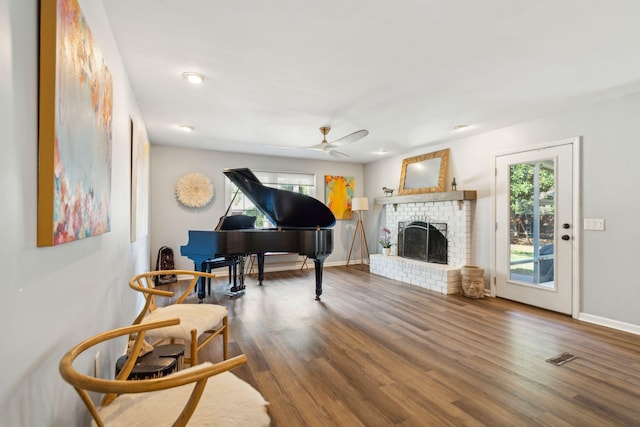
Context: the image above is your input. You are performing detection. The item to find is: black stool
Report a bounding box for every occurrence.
[115,344,185,380]
[153,344,185,371]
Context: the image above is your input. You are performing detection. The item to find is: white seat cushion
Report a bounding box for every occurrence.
[141,304,227,341]
[95,364,270,426]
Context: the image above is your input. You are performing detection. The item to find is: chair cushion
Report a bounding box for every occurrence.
[96,364,270,426]
[141,304,227,341]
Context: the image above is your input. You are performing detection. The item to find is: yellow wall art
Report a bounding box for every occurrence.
[324,175,354,220]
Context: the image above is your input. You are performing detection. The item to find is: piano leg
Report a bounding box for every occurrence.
[225,256,246,298]
[231,258,237,288]
[197,262,207,302]
[313,255,328,300]
[230,256,243,292]
[238,256,246,289]
[257,253,265,285]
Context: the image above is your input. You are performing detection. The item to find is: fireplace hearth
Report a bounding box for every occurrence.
[398,221,448,264]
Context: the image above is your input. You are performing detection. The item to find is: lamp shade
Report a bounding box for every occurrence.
[352,197,369,211]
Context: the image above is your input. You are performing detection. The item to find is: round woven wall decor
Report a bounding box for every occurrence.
[175,172,214,208]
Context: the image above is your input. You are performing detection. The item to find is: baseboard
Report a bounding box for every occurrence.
[251,259,364,273]
[179,259,364,280]
[325,260,368,267]
[578,312,640,335]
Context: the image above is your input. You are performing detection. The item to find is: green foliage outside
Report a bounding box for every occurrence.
[510,163,555,215]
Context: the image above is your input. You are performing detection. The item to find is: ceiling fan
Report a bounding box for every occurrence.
[272,126,369,158]
[309,127,369,158]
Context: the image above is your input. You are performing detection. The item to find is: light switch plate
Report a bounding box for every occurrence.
[584,218,605,231]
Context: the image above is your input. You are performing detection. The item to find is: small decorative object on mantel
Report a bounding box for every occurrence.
[379,227,392,255]
[175,172,214,208]
[382,187,394,197]
[451,177,457,191]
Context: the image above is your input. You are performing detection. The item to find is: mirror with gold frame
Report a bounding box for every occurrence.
[398,148,449,195]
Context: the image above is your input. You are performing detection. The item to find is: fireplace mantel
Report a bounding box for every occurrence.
[375,190,476,209]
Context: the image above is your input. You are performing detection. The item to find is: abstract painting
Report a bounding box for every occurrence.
[324,175,354,220]
[38,0,113,246]
[130,117,149,242]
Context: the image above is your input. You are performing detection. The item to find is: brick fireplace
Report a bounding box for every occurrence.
[370,191,476,294]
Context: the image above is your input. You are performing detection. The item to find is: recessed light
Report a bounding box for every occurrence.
[375,149,388,155]
[453,124,470,131]
[181,72,206,84]
[178,125,194,132]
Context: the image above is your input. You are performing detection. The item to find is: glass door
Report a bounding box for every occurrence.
[495,143,574,314]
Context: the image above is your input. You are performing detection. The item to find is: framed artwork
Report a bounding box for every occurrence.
[398,148,449,195]
[130,117,150,242]
[324,175,354,220]
[38,0,113,246]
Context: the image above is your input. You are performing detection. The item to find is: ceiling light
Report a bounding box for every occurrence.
[375,149,388,155]
[178,125,194,132]
[453,124,470,131]
[181,72,206,84]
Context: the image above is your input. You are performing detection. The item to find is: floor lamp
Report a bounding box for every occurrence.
[347,197,370,268]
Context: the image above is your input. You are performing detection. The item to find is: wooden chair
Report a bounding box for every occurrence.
[59,320,270,427]
[129,270,227,366]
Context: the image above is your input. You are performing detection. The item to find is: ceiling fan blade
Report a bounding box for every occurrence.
[328,129,369,147]
[272,127,365,158]
[329,149,350,158]
[308,142,329,151]
[268,144,303,150]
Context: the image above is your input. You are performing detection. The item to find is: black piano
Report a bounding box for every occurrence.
[180,168,335,300]
[201,214,257,296]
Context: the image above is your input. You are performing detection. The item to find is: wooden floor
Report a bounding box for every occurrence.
[176,266,639,426]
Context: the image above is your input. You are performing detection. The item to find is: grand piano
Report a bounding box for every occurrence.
[180,168,336,300]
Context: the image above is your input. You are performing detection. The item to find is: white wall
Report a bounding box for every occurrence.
[2,1,638,424]
[150,146,364,271]
[364,92,640,331]
[0,0,150,425]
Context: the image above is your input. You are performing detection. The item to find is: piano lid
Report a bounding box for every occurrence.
[223,168,336,229]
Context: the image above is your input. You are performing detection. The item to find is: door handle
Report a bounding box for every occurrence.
[561,235,570,241]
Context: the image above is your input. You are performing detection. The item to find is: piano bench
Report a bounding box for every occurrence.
[203,257,235,295]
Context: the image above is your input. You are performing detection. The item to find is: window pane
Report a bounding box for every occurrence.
[224,170,316,229]
[509,160,555,286]
[256,171,315,186]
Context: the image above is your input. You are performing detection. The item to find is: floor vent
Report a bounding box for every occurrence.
[546,352,577,366]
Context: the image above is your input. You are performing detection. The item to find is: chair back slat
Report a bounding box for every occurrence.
[60,320,250,426]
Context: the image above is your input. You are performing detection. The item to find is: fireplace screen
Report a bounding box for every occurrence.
[398,221,448,264]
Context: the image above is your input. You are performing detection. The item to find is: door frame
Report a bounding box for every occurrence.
[490,136,581,318]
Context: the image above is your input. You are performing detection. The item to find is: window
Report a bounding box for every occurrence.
[224,170,316,228]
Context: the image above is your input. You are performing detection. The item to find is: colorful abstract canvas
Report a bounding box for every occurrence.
[38,0,113,246]
[324,175,354,220]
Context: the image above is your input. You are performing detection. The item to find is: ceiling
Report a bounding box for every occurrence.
[102,0,640,164]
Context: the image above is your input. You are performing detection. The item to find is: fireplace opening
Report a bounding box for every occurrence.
[398,221,448,264]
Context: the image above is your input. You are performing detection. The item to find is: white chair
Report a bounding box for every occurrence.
[129,270,227,366]
[59,319,270,426]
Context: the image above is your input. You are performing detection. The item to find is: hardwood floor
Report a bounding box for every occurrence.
[178,266,639,426]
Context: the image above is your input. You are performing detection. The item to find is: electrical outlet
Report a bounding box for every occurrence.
[584,218,605,231]
[94,351,102,378]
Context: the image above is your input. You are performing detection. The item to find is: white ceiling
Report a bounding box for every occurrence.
[102,0,640,164]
